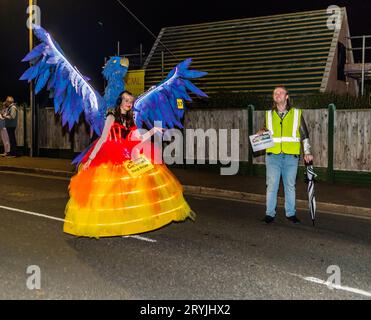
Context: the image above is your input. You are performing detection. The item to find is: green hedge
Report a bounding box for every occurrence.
[190,91,371,110]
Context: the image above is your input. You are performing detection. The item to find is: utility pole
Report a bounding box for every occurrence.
[29,0,38,157]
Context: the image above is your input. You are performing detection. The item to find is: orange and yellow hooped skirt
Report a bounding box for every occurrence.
[63,131,193,238]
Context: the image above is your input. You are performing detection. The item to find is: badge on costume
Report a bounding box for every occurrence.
[177,99,184,109]
[124,155,154,177]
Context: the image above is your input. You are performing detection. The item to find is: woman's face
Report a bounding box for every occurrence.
[119,93,134,113]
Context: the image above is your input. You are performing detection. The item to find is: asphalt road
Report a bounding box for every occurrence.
[0,171,370,300]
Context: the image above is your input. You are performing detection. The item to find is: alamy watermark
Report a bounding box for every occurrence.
[26,4,41,30]
[26,265,41,290]
[131,122,240,175]
[326,265,341,289]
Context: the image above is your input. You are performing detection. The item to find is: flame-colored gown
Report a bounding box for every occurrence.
[63,123,193,238]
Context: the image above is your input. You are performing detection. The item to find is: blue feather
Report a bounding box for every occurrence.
[33,24,49,43]
[47,70,57,90]
[20,25,107,137]
[183,79,208,97]
[46,56,60,64]
[177,58,192,70]
[133,58,207,129]
[19,65,39,81]
[54,91,65,113]
[21,43,46,62]
[183,70,208,78]
[35,68,51,94]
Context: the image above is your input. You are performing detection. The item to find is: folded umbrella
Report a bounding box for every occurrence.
[304,161,317,226]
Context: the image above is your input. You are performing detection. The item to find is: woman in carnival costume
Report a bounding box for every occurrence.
[20,25,208,238]
[64,90,194,237]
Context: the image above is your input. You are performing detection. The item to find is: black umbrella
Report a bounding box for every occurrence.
[304,161,317,226]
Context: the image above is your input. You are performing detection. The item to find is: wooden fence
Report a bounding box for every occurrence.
[3,106,371,173]
[14,107,90,153]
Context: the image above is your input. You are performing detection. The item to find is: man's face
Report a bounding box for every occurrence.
[273,88,288,105]
[120,93,134,112]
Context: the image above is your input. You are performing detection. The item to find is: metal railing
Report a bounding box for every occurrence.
[346,35,371,96]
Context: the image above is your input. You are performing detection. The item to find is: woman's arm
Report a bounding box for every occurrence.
[83,115,114,170]
[131,127,164,141]
[142,127,164,141]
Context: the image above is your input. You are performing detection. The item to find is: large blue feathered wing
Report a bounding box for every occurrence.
[133,58,208,129]
[20,25,106,136]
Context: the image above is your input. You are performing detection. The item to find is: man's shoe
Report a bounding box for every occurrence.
[5,154,16,158]
[287,216,301,224]
[262,215,275,224]
[0,153,7,157]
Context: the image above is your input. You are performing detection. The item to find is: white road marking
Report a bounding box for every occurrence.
[302,276,371,297]
[123,235,157,243]
[0,205,65,222]
[286,271,371,298]
[0,205,157,243]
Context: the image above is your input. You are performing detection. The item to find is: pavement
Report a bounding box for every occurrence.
[0,156,370,220]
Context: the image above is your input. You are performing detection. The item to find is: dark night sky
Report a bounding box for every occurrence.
[1,0,370,104]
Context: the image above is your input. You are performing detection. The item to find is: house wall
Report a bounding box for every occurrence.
[325,8,358,96]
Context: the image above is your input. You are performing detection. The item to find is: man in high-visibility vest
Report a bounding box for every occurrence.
[257,86,313,224]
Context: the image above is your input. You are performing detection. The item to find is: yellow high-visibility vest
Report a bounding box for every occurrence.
[265,108,302,155]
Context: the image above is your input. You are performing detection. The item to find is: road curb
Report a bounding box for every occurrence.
[184,185,371,219]
[1,166,370,219]
[0,166,74,178]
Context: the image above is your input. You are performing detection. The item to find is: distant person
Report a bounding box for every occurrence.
[2,96,18,158]
[0,102,10,156]
[256,86,313,224]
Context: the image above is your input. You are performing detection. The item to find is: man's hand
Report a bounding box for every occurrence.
[304,154,313,164]
[256,127,268,135]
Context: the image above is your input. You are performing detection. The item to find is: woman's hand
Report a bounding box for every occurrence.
[153,127,165,134]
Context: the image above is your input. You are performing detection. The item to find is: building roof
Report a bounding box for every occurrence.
[144,8,346,97]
